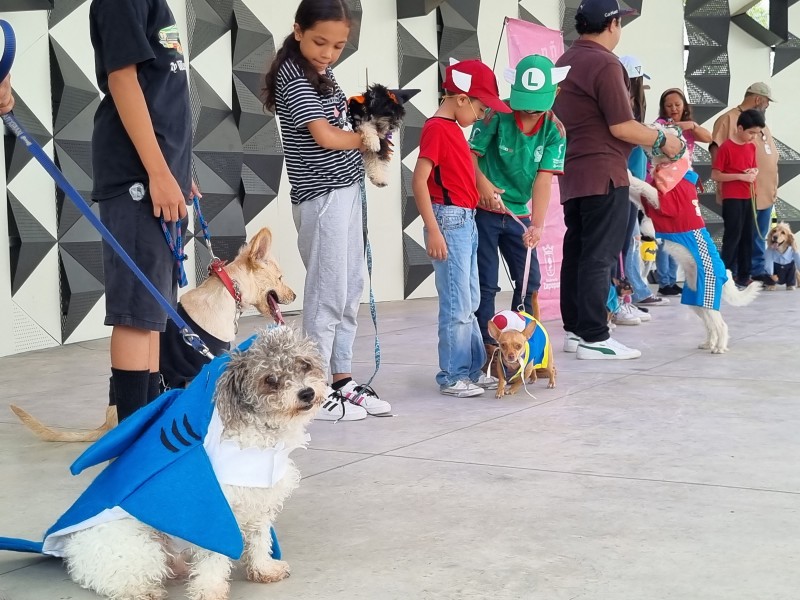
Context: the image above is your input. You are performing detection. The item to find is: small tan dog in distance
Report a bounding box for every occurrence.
[486,294,556,397]
[10,227,295,442]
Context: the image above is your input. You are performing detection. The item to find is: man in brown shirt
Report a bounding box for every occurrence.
[710,83,779,284]
[553,0,681,360]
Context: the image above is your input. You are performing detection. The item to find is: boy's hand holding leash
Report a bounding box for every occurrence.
[477,176,504,211]
[150,172,187,222]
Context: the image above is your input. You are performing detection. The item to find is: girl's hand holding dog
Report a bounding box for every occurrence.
[426,229,447,261]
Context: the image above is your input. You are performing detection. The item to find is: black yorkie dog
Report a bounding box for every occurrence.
[348,84,419,187]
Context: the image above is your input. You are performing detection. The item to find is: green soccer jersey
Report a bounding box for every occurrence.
[469,108,567,216]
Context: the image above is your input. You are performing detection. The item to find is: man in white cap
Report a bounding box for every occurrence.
[711,82,779,285]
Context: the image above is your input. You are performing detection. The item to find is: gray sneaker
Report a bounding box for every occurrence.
[440,380,485,397]
[473,373,499,389]
[563,331,581,353]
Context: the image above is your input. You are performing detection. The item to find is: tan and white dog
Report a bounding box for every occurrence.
[10,227,295,442]
[764,222,800,290]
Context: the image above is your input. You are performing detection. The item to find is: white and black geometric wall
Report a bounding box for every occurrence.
[2,0,799,356]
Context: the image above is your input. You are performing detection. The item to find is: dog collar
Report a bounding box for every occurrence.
[209,259,243,334]
[209,258,242,310]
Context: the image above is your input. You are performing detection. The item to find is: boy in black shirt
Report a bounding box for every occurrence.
[90,0,195,421]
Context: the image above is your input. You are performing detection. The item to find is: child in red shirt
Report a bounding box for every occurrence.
[711,108,766,286]
[412,59,510,397]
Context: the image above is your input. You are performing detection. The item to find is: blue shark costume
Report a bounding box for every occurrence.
[0,335,281,561]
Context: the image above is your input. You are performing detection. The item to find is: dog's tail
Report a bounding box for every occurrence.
[531,291,541,321]
[9,405,116,442]
[721,270,761,307]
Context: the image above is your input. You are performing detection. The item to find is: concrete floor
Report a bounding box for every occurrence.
[0,290,799,600]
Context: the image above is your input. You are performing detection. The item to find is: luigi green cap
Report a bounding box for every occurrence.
[504,54,571,112]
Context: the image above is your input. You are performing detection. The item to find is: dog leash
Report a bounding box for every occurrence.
[159,195,214,287]
[0,20,213,360]
[355,178,381,395]
[497,201,536,313]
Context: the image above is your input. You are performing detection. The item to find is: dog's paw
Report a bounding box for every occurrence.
[698,341,712,350]
[547,381,555,389]
[710,346,728,354]
[361,132,381,152]
[186,584,229,600]
[368,174,388,188]
[494,389,504,399]
[247,559,291,584]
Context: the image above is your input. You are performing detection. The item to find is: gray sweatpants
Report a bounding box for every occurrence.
[292,182,365,377]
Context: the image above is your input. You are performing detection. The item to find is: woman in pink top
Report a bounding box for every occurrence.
[651,88,713,296]
[656,88,712,158]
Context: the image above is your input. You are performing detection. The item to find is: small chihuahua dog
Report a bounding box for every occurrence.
[486,294,556,398]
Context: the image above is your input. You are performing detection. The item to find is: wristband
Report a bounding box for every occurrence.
[652,129,666,156]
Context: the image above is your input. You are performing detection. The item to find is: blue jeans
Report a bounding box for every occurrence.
[751,207,772,276]
[626,237,652,302]
[656,242,678,286]
[475,209,541,344]
[425,204,485,388]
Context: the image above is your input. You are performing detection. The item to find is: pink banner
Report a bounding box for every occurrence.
[505,18,566,322]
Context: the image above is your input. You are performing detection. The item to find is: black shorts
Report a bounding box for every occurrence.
[99,189,183,332]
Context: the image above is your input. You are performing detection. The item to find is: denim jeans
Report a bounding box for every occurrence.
[475,209,541,344]
[751,206,772,276]
[621,204,651,302]
[655,243,678,286]
[425,204,486,388]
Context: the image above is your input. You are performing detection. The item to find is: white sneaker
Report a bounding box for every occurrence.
[612,303,641,326]
[633,305,652,322]
[563,331,581,353]
[473,373,498,389]
[576,337,642,360]
[440,380,485,397]
[315,387,367,421]
[338,380,391,415]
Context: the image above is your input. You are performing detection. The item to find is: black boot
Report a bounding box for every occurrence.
[148,372,162,403]
[111,369,149,422]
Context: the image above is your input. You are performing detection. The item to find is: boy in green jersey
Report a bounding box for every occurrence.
[469,54,569,348]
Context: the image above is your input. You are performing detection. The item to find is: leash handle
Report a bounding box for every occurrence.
[501,206,536,314]
[160,217,189,287]
[0,20,15,82]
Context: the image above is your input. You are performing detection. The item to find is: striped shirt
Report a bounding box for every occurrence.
[275,59,364,204]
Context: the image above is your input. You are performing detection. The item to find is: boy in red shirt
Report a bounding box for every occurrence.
[412,59,511,397]
[711,109,766,287]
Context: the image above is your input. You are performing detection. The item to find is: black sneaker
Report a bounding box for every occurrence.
[658,286,681,296]
[669,283,683,294]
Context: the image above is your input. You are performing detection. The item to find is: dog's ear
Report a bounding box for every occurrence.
[487,319,502,342]
[247,227,273,263]
[522,319,537,340]
[388,88,420,105]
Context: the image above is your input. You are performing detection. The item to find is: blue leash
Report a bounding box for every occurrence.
[358,178,381,390]
[0,20,212,360]
[160,195,215,287]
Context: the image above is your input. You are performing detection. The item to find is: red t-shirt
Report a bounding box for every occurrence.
[643,177,705,234]
[418,117,479,209]
[712,138,756,200]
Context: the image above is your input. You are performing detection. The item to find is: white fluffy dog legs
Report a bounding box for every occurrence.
[664,240,757,354]
[64,520,171,600]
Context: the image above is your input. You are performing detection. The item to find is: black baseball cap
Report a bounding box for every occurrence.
[577,0,637,27]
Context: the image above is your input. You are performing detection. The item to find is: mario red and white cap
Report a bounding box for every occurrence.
[443,59,512,114]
